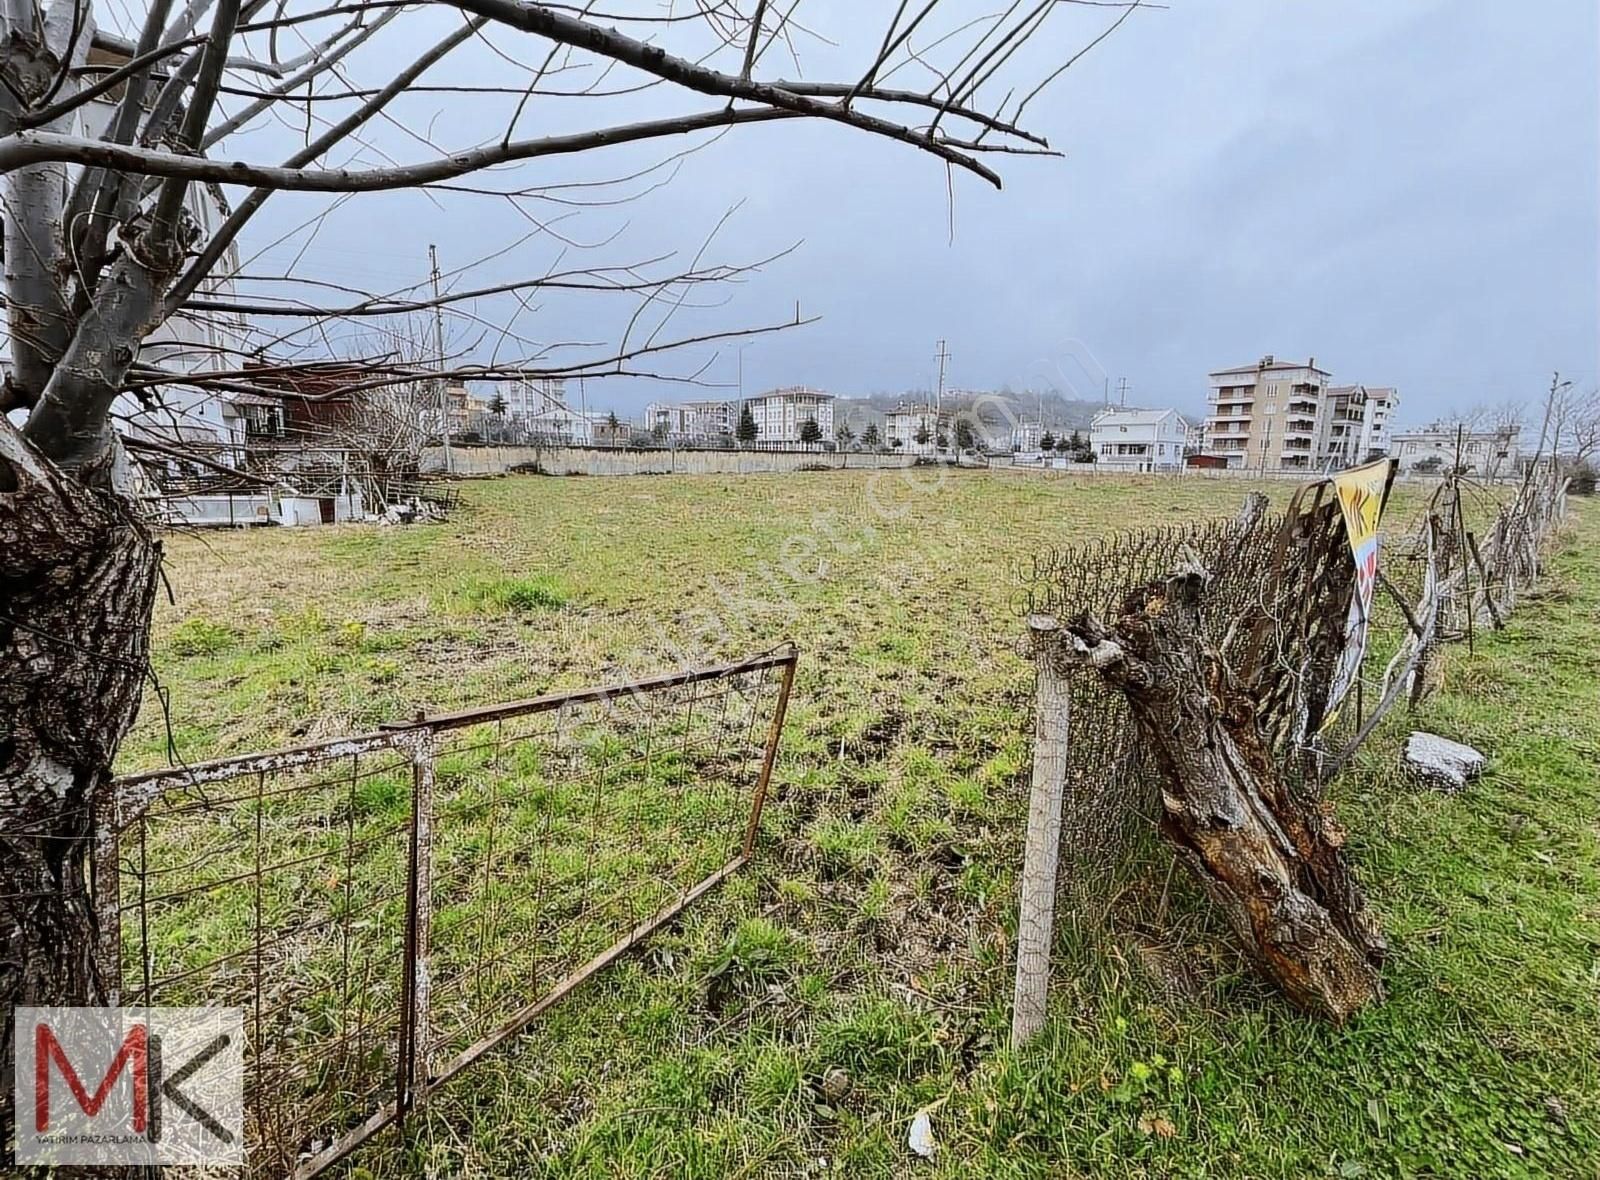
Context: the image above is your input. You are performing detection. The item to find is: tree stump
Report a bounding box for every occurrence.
[1047,563,1385,1023]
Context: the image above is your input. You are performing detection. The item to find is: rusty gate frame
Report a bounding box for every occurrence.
[93,646,798,1177]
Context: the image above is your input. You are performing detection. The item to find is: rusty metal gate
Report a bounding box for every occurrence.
[94,647,797,1176]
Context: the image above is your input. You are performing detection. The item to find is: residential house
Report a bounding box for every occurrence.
[1011,419,1044,452]
[644,402,706,441]
[745,387,835,448]
[884,401,947,456]
[1204,355,1332,470]
[527,405,600,445]
[1392,423,1521,479]
[1090,408,1189,472]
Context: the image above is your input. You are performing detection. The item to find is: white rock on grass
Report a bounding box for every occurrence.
[1403,731,1487,792]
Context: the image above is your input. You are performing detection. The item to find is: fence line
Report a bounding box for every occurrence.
[1011,465,1572,1038]
[96,648,797,1177]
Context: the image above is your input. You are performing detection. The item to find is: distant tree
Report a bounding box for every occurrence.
[736,403,759,447]
[1414,455,1444,474]
[891,437,904,449]
[1039,431,1056,452]
[650,422,668,442]
[836,423,855,448]
[1055,435,1072,454]
[936,431,948,449]
[1068,429,1083,450]
[955,420,977,452]
[606,411,622,446]
[915,422,932,447]
[489,394,508,418]
[800,417,823,447]
[861,423,882,450]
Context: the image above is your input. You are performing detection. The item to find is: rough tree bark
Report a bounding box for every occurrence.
[0,418,162,1118]
[1045,562,1385,1023]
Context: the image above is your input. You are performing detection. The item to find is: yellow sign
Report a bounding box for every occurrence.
[1324,460,1395,729]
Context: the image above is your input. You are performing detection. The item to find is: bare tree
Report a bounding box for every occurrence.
[1,0,1130,1104]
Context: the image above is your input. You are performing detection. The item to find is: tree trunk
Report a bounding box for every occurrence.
[0,424,162,1126]
[1058,565,1384,1023]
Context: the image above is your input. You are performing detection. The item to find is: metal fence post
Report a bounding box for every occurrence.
[397,727,435,1122]
[1012,615,1071,1047]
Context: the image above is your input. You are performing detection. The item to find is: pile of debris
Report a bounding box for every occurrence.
[375,497,448,527]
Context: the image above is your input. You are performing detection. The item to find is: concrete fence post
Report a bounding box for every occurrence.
[1012,614,1071,1047]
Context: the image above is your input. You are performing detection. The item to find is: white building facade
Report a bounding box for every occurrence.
[745,387,834,447]
[884,402,946,456]
[685,399,735,437]
[1011,419,1044,452]
[1090,408,1189,472]
[502,376,569,422]
[644,402,706,440]
[1393,423,1520,478]
[1320,385,1401,468]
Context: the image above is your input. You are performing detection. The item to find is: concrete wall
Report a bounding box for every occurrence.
[423,445,917,477]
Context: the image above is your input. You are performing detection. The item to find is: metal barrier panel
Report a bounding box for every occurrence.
[98,648,797,1178]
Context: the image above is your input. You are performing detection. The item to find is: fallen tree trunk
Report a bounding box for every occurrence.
[1036,560,1385,1022]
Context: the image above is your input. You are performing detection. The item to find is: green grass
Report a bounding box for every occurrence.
[126,473,1600,1178]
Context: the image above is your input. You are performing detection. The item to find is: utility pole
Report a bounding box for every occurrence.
[1117,376,1128,408]
[428,244,453,475]
[935,338,950,458]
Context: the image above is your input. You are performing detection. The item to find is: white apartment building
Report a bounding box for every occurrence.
[884,402,947,456]
[1321,385,1400,468]
[1204,356,1332,471]
[745,387,834,447]
[684,399,735,438]
[1393,423,1520,479]
[502,376,569,422]
[1090,408,1189,472]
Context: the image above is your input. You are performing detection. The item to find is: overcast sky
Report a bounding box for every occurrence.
[241,0,1599,422]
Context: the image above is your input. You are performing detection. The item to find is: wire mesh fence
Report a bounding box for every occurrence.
[1018,498,1301,911]
[96,647,796,1178]
[1013,464,1572,966]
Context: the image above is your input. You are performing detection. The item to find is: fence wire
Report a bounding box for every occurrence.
[99,649,796,1178]
[1017,469,1570,939]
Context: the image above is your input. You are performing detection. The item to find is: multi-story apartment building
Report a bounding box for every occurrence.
[1204,355,1332,470]
[745,386,834,447]
[884,401,947,456]
[684,399,735,438]
[1321,385,1400,468]
[1090,408,1189,472]
[502,375,569,422]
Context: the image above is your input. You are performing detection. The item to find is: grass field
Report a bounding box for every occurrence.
[127,471,1600,1178]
